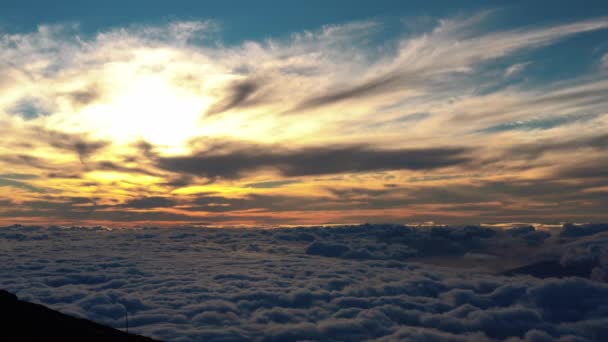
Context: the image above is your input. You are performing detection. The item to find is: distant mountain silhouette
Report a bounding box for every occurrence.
[0,290,158,341]
[502,259,597,279]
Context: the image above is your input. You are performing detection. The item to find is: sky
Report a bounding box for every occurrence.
[1,1,608,227]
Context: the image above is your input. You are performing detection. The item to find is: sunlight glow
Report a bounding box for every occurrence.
[81,74,210,148]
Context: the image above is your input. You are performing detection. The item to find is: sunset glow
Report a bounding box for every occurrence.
[1,6,608,227]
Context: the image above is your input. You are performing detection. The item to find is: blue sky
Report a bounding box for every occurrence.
[2,1,608,42]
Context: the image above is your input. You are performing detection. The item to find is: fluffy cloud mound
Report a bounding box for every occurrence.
[1,224,608,341]
[560,223,608,238]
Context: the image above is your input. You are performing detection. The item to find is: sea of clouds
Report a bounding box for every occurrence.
[1,223,608,341]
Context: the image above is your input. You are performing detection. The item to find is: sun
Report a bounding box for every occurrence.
[79,74,210,150]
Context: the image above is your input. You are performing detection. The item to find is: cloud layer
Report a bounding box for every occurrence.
[2,223,608,341]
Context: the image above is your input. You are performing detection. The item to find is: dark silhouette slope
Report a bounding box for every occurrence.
[502,259,597,279]
[0,290,158,341]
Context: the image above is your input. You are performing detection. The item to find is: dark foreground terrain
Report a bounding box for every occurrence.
[0,289,156,341]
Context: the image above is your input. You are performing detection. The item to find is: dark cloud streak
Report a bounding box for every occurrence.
[63,85,101,108]
[32,128,109,163]
[0,177,45,193]
[505,133,608,159]
[288,73,412,113]
[122,197,177,209]
[157,143,472,180]
[205,79,260,116]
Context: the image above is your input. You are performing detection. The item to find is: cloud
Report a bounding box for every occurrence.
[2,224,608,341]
[306,242,350,257]
[62,84,102,108]
[188,193,325,213]
[0,154,53,170]
[560,223,608,238]
[505,133,608,159]
[504,62,531,78]
[289,73,412,113]
[93,161,160,177]
[122,197,177,209]
[29,128,109,163]
[1,13,608,225]
[0,173,38,180]
[476,113,598,134]
[205,79,262,116]
[555,158,608,179]
[0,177,45,193]
[287,16,608,113]
[7,97,52,119]
[245,180,301,188]
[158,142,471,179]
[0,173,43,193]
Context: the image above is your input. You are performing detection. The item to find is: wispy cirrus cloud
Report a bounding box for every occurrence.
[504,62,531,78]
